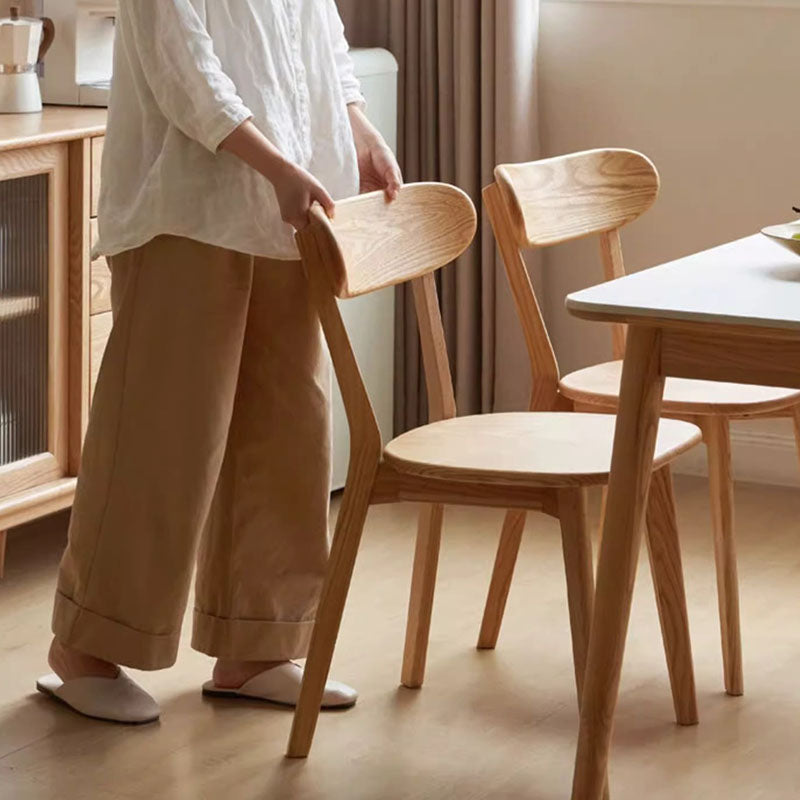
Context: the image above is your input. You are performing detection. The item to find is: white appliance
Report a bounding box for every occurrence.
[0,4,53,113]
[39,0,114,106]
[331,48,398,490]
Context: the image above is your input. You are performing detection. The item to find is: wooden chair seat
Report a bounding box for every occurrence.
[560,360,800,417]
[383,412,701,487]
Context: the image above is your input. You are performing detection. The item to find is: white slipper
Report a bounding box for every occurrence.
[36,670,160,724]
[202,662,357,709]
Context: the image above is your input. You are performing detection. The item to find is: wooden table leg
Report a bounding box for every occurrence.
[0,530,6,579]
[571,327,665,800]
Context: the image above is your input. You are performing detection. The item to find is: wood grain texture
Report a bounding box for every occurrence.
[793,406,800,473]
[477,508,528,649]
[483,182,560,412]
[89,312,113,400]
[370,463,554,512]
[662,328,800,391]
[383,412,700,488]
[560,359,800,417]
[599,229,628,361]
[644,466,699,724]
[290,187,696,766]
[0,477,75,532]
[288,199,386,759]
[495,149,659,249]
[401,503,445,688]
[571,326,665,800]
[0,106,105,153]
[412,273,456,422]
[558,487,595,704]
[307,183,477,299]
[89,219,111,315]
[89,136,103,218]
[67,138,91,475]
[46,143,70,474]
[0,454,62,498]
[704,417,743,697]
[0,143,69,504]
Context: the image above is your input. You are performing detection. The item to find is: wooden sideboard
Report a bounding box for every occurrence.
[0,106,108,576]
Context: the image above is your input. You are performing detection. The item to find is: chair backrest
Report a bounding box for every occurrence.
[495,149,659,248]
[295,184,477,456]
[485,149,661,411]
[308,183,477,299]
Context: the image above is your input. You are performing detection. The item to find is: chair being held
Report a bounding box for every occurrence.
[287,182,701,759]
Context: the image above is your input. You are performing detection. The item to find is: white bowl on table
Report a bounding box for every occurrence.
[762,221,800,257]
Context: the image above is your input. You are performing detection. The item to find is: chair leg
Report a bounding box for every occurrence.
[596,485,608,546]
[558,488,595,704]
[705,416,743,697]
[287,481,374,759]
[644,465,699,725]
[0,530,6,579]
[401,504,445,688]
[477,509,527,650]
[792,405,800,472]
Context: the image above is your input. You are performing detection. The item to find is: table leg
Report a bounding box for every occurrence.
[571,327,665,800]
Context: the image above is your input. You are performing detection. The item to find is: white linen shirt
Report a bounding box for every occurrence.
[95,0,364,260]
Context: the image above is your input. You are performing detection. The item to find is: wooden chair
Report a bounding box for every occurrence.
[286,183,702,759]
[483,148,800,699]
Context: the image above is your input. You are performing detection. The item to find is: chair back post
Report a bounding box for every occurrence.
[295,218,383,466]
[598,228,628,360]
[483,182,561,412]
[492,148,660,370]
[295,184,477,453]
[411,273,457,422]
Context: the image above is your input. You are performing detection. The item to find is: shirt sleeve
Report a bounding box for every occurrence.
[119,0,253,153]
[326,1,366,108]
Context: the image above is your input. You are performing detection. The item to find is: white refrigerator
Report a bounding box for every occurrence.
[330,49,398,490]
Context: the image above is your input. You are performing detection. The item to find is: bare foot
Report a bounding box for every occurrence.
[48,637,119,681]
[212,659,287,689]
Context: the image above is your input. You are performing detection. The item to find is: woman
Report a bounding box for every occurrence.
[37,0,402,724]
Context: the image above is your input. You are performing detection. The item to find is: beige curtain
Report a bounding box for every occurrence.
[337,0,541,431]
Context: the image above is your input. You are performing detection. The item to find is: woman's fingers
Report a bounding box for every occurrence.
[312,185,336,219]
[383,165,403,201]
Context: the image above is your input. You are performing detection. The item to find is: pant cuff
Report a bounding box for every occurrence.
[191,609,315,661]
[52,591,180,671]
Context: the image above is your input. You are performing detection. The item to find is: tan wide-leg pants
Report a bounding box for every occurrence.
[53,235,331,670]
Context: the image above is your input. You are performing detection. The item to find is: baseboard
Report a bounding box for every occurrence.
[673,428,799,488]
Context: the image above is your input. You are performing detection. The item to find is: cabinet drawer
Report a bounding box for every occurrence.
[90,136,104,217]
[89,219,111,315]
[90,312,113,399]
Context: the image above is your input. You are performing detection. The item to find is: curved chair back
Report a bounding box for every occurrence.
[495,149,660,248]
[296,184,478,456]
[485,149,661,411]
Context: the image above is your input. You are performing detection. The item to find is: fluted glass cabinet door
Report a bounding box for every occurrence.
[0,144,68,498]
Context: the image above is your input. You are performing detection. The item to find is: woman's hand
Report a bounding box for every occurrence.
[271,160,335,230]
[348,104,403,200]
[220,120,334,230]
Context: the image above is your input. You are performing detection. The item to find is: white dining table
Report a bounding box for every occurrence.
[565,233,800,800]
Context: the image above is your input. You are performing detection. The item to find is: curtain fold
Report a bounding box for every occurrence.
[337,0,541,432]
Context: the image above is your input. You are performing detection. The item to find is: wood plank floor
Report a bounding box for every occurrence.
[2,476,800,799]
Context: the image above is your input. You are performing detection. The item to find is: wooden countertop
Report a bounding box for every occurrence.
[0,106,107,152]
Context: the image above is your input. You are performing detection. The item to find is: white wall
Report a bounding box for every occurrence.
[538,0,800,484]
